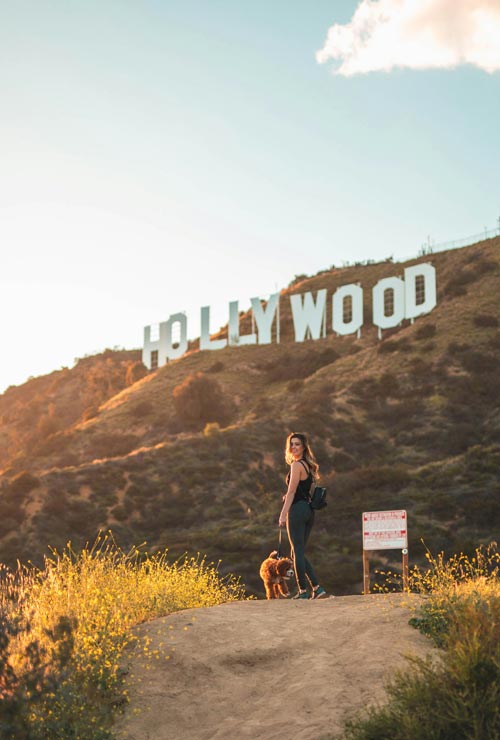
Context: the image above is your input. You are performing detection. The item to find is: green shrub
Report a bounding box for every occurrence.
[110,504,128,522]
[369,398,420,427]
[444,265,483,298]
[444,280,468,298]
[82,405,99,421]
[447,341,470,355]
[473,313,499,328]
[414,323,436,340]
[378,338,411,354]
[0,515,24,537]
[330,449,357,472]
[345,544,500,740]
[264,346,339,382]
[460,350,498,374]
[0,612,76,740]
[474,258,498,275]
[29,430,72,457]
[130,400,153,418]
[288,273,308,287]
[172,372,235,430]
[91,433,140,458]
[0,534,247,739]
[352,373,400,400]
[41,489,68,517]
[7,472,41,497]
[125,361,148,386]
[343,648,500,740]
[287,378,304,392]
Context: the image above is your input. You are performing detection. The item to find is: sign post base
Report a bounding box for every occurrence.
[402,548,409,591]
[363,550,370,595]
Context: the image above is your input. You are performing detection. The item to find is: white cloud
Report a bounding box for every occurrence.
[316,0,500,76]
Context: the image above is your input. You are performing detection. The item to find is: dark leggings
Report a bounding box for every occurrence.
[287,501,319,591]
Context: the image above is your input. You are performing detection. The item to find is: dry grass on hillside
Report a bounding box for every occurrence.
[0,238,499,596]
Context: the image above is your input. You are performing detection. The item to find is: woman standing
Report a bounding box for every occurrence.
[279,432,327,600]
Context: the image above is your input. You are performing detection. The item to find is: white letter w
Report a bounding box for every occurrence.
[290,289,327,342]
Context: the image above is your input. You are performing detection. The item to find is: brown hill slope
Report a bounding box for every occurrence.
[0,238,499,596]
[0,348,145,470]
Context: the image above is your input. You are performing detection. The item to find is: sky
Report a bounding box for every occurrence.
[1,0,500,393]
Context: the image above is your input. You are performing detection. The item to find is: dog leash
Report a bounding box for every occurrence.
[277,528,283,559]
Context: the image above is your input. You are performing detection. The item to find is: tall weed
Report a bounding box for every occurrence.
[343,543,500,740]
[0,532,246,739]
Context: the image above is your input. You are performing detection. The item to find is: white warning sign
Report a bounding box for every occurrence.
[362,510,408,551]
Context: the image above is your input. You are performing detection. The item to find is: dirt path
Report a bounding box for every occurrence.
[115,594,432,740]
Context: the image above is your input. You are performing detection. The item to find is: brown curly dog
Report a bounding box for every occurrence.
[259,551,295,599]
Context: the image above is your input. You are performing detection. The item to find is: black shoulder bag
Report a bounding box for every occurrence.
[310,485,327,510]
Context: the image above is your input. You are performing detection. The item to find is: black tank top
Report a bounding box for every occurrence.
[286,460,313,505]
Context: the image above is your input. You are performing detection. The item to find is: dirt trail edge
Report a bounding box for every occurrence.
[116,594,432,740]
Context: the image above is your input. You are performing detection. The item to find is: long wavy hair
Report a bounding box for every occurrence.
[284,432,319,480]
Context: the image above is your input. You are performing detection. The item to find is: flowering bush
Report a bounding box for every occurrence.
[344,543,500,740]
[0,532,246,738]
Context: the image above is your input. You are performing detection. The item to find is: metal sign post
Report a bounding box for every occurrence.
[362,510,409,594]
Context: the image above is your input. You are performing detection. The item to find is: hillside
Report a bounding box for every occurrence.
[0,348,145,469]
[0,237,499,596]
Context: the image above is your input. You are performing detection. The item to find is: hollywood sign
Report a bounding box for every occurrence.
[143,263,436,369]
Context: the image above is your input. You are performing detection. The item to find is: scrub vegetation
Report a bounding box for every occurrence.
[0,533,245,739]
[342,542,500,740]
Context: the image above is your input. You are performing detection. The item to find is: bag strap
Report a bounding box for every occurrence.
[298,459,310,475]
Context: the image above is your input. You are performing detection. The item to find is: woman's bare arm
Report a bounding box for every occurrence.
[278,461,302,527]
